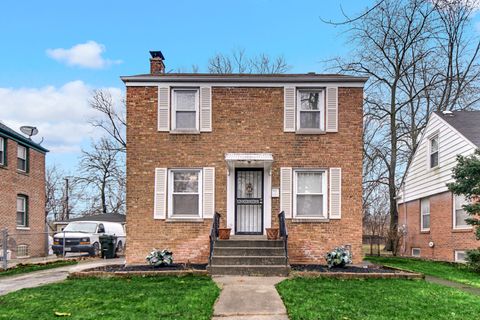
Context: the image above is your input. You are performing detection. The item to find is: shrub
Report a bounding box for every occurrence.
[325,246,352,268]
[466,249,480,272]
[146,249,173,267]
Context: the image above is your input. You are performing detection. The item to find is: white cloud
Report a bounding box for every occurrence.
[46,41,122,69]
[0,81,123,155]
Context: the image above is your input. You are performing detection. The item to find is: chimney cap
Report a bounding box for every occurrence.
[150,51,165,60]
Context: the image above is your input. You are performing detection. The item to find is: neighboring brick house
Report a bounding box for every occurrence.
[398,111,480,262]
[0,123,48,258]
[122,51,366,265]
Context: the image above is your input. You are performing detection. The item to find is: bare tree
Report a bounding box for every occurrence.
[331,0,480,251]
[76,138,125,215]
[208,48,290,74]
[89,90,126,152]
[45,165,65,221]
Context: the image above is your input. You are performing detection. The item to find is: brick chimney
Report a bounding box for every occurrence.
[149,51,165,74]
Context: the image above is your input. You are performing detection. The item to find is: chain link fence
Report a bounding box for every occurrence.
[0,227,90,270]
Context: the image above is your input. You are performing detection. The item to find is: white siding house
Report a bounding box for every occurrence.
[399,111,478,204]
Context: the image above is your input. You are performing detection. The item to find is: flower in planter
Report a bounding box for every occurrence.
[325,246,352,269]
[146,249,173,267]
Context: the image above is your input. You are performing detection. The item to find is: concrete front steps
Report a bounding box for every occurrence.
[208,237,290,276]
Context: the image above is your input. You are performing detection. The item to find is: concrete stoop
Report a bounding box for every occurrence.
[208,239,290,276]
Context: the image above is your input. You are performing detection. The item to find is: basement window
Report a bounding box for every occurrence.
[454,250,466,263]
[412,248,421,257]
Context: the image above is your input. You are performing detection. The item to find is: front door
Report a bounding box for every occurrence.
[235,168,263,234]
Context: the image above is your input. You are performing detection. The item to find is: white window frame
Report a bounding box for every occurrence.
[454,250,467,263]
[296,89,325,132]
[167,169,202,219]
[420,197,430,232]
[17,144,27,172]
[16,195,27,227]
[453,194,472,230]
[171,88,200,132]
[428,134,439,169]
[0,136,4,165]
[412,248,421,257]
[293,169,328,219]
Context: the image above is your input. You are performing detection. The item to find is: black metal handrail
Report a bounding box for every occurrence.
[208,212,221,265]
[278,211,288,265]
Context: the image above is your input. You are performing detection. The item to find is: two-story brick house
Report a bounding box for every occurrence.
[398,111,480,262]
[122,52,366,268]
[0,123,48,258]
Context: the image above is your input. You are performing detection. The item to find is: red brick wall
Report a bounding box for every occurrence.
[399,191,479,261]
[126,86,363,264]
[0,137,46,258]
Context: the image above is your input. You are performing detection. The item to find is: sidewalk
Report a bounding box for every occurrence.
[212,276,288,320]
[425,275,480,296]
[0,258,124,296]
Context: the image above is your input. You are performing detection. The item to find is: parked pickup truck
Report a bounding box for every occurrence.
[52,221,126,257]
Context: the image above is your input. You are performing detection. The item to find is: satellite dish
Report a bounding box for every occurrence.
[20,126,39,138]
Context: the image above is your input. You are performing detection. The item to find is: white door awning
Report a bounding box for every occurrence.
[225,153,274,175]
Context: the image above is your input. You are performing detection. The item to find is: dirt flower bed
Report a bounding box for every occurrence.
[69,263,208,278]
[290,264,423,279]
[86,263,207,272]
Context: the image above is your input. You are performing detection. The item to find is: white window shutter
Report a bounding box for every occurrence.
[203,167,215,218]
[284,87,296,132]
[200,87,212,132]
[154,168,167,219]
[280,167,293,218]
[326,87,338,132]
[158,86,170,131]
[329,167,342,219]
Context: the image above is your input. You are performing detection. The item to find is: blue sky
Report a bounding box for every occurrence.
[4,0,475,172]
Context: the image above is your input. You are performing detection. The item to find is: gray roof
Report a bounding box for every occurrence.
[121,73,368,84]
[63,213,126,224]
[0,122,49,153]
[435,111,480,147]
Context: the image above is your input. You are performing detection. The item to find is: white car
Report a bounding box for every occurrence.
[53,221,126,256]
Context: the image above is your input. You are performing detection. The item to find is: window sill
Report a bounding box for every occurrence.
[295,129,326,135]
[452,227,473,233]
[292,218,329,223]
[16,227,30,230]
[17,170,29,176]
[0,164,7,170]
[420,230,430,234]
[169,130,200,135]
[166,218,204,223]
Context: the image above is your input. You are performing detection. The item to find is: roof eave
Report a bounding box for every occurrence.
[0,128,49,153]
[120,75,369,84]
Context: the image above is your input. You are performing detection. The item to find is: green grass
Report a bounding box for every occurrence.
[0,260,78,278]
[0,275,220,320]
[366,256,480,288]
[277,277,480,320]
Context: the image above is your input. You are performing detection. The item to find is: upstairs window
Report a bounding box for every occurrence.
[168,169,202,218]
[0,136,5,166]
[16,195,28,227]
[172,88,199,132]
[17,145,28,172]
[429,135,439,168]
[421,198,430,231]
[297,89,324,131]
[454,194,470,229]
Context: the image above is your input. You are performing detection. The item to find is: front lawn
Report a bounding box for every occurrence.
[0,275,220,320]
[0,260,78,278]
[366,256,480,288]
[277,278,480,320]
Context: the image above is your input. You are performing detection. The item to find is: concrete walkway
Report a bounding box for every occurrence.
[212,276,288,320]
[0,258,124,296]
[425,275,480,296]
